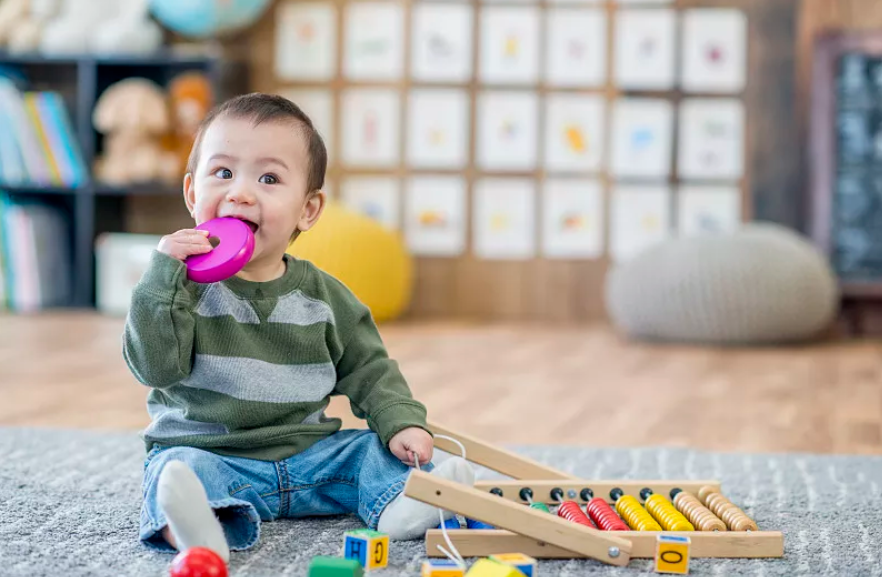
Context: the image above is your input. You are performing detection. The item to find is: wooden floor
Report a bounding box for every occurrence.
[2,312,880,455]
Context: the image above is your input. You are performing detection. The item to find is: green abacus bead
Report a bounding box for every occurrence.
[530,502,551,513]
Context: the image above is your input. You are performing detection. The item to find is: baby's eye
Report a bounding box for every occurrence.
[259,174,278,185]
[214,168,232,179]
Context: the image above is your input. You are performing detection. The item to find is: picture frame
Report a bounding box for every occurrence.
[809,32,882,299]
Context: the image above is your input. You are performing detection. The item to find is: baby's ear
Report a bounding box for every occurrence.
[298,190,326,232]
[183,173,196,216]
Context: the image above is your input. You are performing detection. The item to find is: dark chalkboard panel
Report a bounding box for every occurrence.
[810,33,882,294]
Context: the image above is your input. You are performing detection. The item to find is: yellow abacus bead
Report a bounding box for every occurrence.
[645,495,695,532]
[615,495,662,531]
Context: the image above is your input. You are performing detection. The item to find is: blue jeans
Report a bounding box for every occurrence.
[139,429,431,553]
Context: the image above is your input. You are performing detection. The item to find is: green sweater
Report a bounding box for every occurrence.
[122,250,428,461]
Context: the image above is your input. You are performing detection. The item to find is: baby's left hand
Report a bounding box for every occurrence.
[389,427,434,467]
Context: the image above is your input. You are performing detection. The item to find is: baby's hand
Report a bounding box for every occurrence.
[389,427,433,467]
[158,229,214,261]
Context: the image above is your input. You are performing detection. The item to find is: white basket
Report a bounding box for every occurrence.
[95,233,161,316]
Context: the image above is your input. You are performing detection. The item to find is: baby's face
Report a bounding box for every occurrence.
[186,116,311,269]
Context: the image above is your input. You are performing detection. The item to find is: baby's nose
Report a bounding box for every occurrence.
[226,186,256,204]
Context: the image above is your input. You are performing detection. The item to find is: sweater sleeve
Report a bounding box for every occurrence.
[332,303,429,446]
[122,250,198,389]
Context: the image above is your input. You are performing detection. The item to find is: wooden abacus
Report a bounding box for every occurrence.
[404,422,784,567]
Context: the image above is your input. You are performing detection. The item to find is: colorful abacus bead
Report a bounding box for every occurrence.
[581,488,622,531]
[530,502,551,514]
[549,487,592,527]
[439,517,462,530]
[670,489,727,532]
[466,518,495,529]
[611,489,662,531]
[639,488,694,532]
[698,486,758,532]
[556,500,594,527]
[586,497,629,531]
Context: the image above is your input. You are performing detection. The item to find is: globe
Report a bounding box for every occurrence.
[149,0,273,39]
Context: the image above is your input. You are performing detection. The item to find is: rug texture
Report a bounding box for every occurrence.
[2,427,881,576]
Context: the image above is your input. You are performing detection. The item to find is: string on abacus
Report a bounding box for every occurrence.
[412,434,469,569]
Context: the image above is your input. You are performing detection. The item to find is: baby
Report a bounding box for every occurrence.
[123,92,473,562]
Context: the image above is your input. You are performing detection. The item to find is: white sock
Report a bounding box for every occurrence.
[157,460,230,563]
[377,456,475,540]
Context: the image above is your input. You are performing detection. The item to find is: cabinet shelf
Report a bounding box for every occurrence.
[0,50,248,309]
[94,182,181,196]
[0,50,221,67]
[0,183,82,195]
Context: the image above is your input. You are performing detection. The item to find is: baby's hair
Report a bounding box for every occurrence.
[186,92,327,196]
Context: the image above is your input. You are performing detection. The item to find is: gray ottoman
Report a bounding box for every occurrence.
[604,223,840,345]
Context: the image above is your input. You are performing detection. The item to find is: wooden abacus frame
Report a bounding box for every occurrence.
[406,421,784,567]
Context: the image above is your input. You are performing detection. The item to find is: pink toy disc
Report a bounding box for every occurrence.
[186,217,255,283]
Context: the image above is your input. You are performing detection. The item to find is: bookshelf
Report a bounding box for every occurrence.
[0,50,248,309]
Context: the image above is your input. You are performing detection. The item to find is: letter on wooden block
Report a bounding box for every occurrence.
[654,535,691,574]
[343,529,389,571]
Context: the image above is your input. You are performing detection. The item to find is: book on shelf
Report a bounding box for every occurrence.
[0,77,87,189]
[0,192,72,311]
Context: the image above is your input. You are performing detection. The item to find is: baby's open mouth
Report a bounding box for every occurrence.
[237,218,259,234]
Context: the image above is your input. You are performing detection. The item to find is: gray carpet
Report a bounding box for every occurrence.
[2,428,881,577]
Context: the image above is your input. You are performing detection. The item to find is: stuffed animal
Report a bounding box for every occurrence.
[7,0,59,54]
[93,78,179,186]
[39,0,110,54]
[91,0,162,55]
[163,72,214,175]
[0,0,29,48]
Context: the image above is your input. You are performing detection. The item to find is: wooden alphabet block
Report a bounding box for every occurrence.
[464,558,526,577]
[421,558,466,577]
[343,529,389,571]
[308,555,365,576]
[489,553,536,577]
[654,535,691,574]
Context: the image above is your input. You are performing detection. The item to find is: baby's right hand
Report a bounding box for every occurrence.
[157,229,214,261]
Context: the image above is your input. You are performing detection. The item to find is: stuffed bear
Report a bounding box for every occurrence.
[8,0,59,54]
[162,72,214,176]
[39,0,161,55]
[91,0,162,55]
[0,0,60,54]
[0,0,29,48]
[93,78,179,186]
[39,0,110,54]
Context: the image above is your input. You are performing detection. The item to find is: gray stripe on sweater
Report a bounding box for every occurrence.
[195,283,259,324]
[303,408,326,425]
[181,354,337,403]
[144,401,229,439]
[268,291,335,326]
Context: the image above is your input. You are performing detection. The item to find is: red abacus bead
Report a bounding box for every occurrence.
[586,497,629,531]
[169,547,228,577]
[557,501,594,527]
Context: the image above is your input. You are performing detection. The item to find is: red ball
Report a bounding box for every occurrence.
[169,547,228,577]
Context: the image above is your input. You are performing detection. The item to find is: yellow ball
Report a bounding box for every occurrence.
[287,201,413,323]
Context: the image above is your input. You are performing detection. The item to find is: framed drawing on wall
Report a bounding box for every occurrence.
[810,31,882,332]
[270,0,751,323]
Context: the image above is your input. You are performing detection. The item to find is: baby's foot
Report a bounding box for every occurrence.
[157,460,230,563]
[377,456,475,540]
